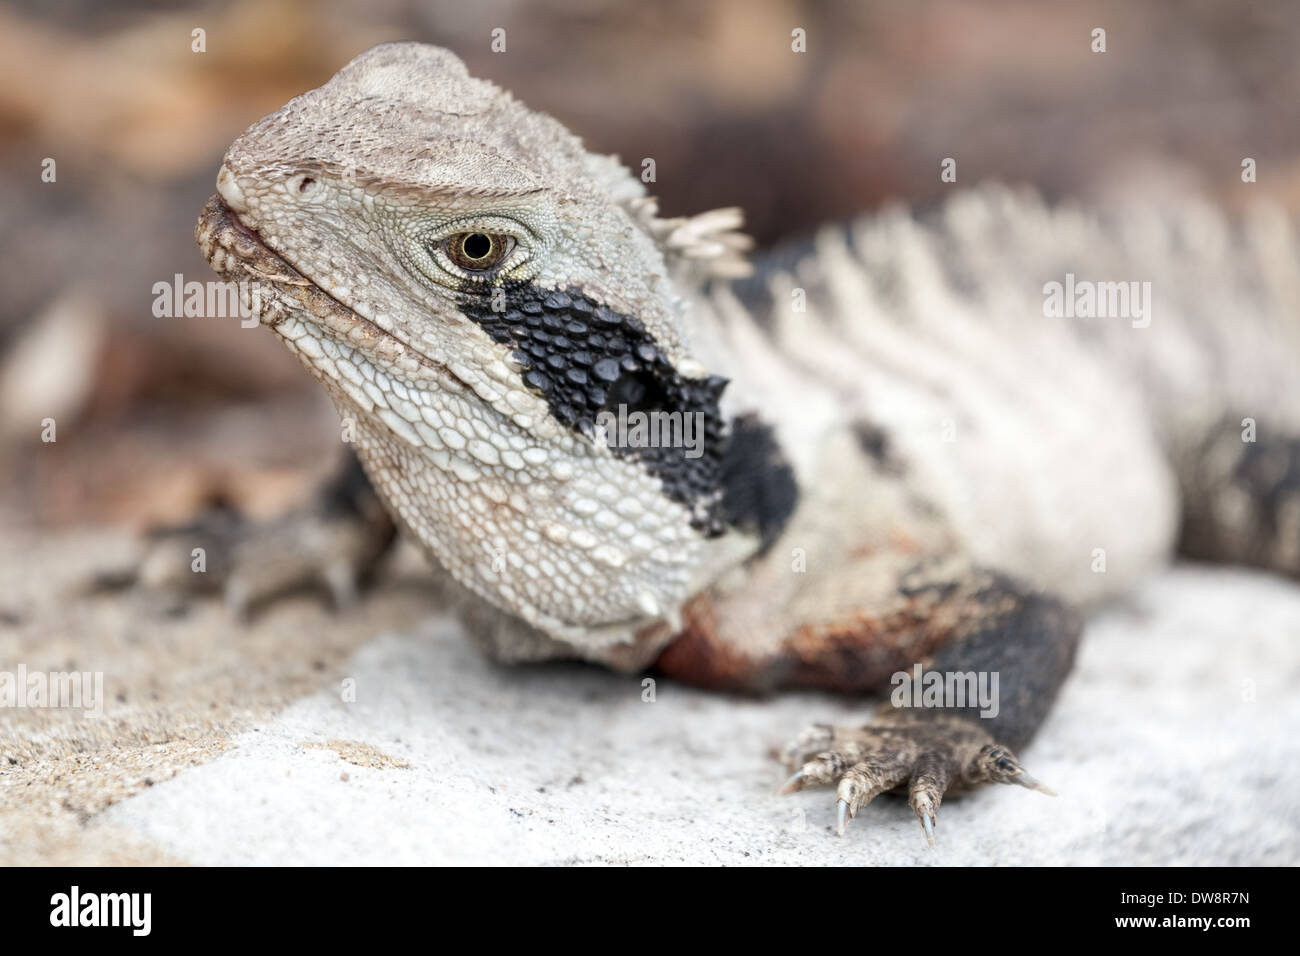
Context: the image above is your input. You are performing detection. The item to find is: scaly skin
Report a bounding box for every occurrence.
[189,42,1300,845]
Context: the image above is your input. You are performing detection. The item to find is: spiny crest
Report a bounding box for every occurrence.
[582,146,754,279]
[626,197,754,280]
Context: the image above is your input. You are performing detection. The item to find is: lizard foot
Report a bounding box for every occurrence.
[134,457,396,619]
[777,711,1054,846]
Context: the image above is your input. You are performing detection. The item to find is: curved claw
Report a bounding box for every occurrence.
[1014,770,1056,796]
[777,771,805,795]
[920,811,936,847]
[835,799,851,836]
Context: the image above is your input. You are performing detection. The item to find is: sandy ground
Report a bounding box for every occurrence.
[3,528,1299,866]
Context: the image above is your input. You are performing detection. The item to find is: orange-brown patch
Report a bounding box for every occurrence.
[655,580,982,695]
[653,593,779,692]
[779,600,957,692]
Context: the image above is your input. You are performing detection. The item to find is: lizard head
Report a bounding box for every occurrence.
[198,42,768,648]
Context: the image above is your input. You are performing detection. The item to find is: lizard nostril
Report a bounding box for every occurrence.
[286,174,322,200]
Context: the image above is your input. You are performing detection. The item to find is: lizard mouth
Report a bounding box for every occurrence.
[195,194,457,386]
[195,194,308,288]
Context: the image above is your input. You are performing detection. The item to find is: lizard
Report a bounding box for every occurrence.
[177,41,1300,845]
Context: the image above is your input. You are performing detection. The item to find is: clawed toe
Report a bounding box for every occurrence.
[776,723,835,770]
[833,754,912,834]
[967,744,1056,795]
[907,754,949,847]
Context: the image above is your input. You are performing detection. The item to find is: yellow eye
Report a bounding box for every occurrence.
[446,232,513,271]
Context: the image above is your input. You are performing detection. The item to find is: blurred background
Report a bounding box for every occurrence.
[2,0,1299,868]
[2,0,1299,534]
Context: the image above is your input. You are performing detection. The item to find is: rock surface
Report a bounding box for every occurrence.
[91,566,1300,866]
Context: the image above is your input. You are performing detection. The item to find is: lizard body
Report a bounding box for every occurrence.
[192,43,1300,841]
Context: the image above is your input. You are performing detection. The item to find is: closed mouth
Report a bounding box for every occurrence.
[196,194,458,385]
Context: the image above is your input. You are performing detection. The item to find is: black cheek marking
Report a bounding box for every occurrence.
[459,283,733,534]
[718,414,799,552]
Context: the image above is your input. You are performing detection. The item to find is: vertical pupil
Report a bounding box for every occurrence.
[462,233,493,260]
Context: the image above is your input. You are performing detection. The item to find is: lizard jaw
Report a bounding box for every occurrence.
[196,193,466,390]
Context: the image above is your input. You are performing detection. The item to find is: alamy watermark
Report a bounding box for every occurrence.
[0,665,104,718]
[50,886,150,936]
[890,664,1000,719]
[595,404,705,459]
[152,273,269,328]
[1043,272,1152,328]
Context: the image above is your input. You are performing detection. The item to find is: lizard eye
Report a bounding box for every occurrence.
[445,232,514,272]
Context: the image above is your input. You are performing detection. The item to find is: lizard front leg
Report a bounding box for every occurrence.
[135,450,397,617]
[776,580,1077,844]
[657,556,1080,846]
